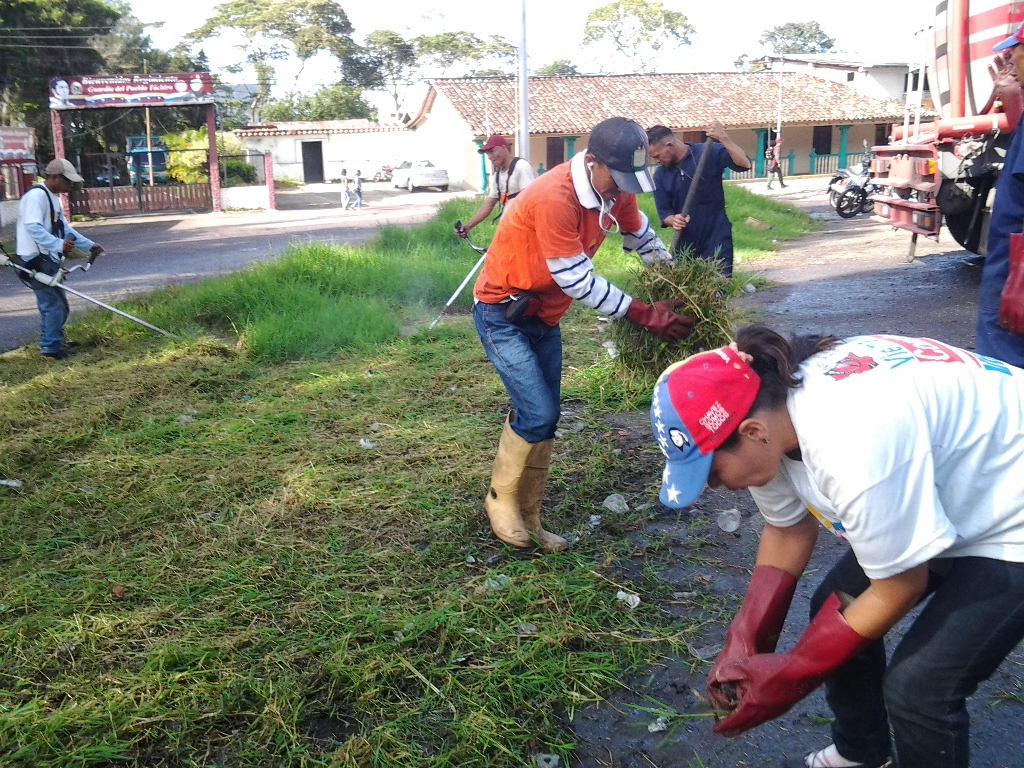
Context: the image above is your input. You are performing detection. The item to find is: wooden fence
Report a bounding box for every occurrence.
[70,183,211,216]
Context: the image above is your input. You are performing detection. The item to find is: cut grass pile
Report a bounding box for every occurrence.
[609,255,738,382]
[0,184,811,766]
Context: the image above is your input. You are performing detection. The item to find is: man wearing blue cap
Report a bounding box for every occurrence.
[977,24,1024,366]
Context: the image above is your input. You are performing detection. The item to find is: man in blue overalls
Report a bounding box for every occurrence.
[647,122,752,277]
[978,24,1024,367]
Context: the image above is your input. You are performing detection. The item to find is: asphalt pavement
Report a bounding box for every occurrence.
[1,182,473,353]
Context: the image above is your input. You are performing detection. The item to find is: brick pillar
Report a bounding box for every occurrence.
[50,109,71,220]
[207,104,221,212]
[264,152,276,210]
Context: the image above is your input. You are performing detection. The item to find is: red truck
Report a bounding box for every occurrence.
[870,0,1024,258]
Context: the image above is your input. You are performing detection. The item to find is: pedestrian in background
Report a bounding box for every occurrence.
[352,170,363,209]
[340,168,351,210]
[767,137,787,190]
[15,159,104,359]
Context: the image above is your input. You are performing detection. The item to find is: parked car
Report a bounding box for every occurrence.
[392,160,449,192]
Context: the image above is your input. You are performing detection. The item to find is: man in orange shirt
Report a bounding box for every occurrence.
[473,117,694,553]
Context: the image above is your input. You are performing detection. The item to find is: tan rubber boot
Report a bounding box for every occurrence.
[484,417,533,548]
[520,439,569,553]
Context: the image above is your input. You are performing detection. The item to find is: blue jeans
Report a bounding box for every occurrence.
[32,284,70,354]
[354,190,362,209]
[473,302,562,443]
[976,306,1024,368]
[341,190,351,209]
[811,549,1024,768]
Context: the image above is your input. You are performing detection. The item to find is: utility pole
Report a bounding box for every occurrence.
[775,59,783,139]
[517,0,530,164]
[144,60,154,187]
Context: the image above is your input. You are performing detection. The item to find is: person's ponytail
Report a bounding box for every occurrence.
[736,325,839,412]
[718,325,839,448]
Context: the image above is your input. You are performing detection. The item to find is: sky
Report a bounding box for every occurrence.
[130,0,935,114]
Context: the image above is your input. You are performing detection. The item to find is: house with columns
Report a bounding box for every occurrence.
[409,72,911,191]
[233,72,914,190]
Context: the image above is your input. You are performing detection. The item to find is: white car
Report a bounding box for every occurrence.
[392,160,449,192]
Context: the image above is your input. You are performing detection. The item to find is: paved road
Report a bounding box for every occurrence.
[1,184,472,353]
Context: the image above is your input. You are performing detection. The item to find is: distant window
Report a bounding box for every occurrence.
[875,124,891,146]
[847,72,855,82]
[398,161,411,169]
[813,126,833,155]
[681,130,706,143]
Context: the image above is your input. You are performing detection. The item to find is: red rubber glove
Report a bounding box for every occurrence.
[706,565,798,711]
[1000,233,1024,335]
[990,52,1024,130]
[712,592,871,737]
[624,299,694,342]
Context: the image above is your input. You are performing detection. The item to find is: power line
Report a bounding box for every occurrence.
[0,44,101,49]
[0,25,119,30]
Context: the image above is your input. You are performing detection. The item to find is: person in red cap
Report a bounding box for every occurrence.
[651,325,1024,768]
[455,134,535,238]
[766,136,786,190]
[975,22,1024,367]
[474,116,694,553]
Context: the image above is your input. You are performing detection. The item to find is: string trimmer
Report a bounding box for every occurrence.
[427,220,488,330]
[0,243,177,339]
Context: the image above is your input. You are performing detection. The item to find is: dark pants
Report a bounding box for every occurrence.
[767,163,785,188]
[811,550,1024,768]
[473,302,562,443]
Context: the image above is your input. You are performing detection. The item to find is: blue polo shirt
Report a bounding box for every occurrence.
[978,113,1024,367]
[652,142,748,271]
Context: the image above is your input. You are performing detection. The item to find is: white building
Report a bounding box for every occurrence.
[234,119,416,184]
[764,54,929,106]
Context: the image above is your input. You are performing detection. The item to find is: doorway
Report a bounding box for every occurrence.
[301,142,324,184]
[546,137,564,171]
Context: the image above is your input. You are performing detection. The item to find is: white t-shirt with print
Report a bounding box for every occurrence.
[486,158,536,200]
[749,335,1024,580]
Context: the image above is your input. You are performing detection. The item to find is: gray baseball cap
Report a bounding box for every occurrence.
[44,158,84,183]
[587,117,655,195]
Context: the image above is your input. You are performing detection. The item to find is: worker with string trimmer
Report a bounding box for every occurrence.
[9,160,105,359]
[1,159,176,353]
[647,122,752,277]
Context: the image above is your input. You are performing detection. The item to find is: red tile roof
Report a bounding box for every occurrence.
[235,119,408,137]
[428,72,913,136]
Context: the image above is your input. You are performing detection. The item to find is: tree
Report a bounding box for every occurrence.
[414,32,516,76]
[362,30,417,113]
[759,21,835,54]
[582,0,694,73]
[188,0,362,121]
[262,84,376,122]
[534,60,579,76]
[0,0,120,132]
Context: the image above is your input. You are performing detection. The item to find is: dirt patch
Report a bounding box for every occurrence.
[568,184,1024,767]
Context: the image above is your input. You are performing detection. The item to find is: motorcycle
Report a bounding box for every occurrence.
[836,175,882,218]
[828,152,872,209]
[372,165,394,183]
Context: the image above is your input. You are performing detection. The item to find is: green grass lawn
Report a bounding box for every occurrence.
[0,187,811,767]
